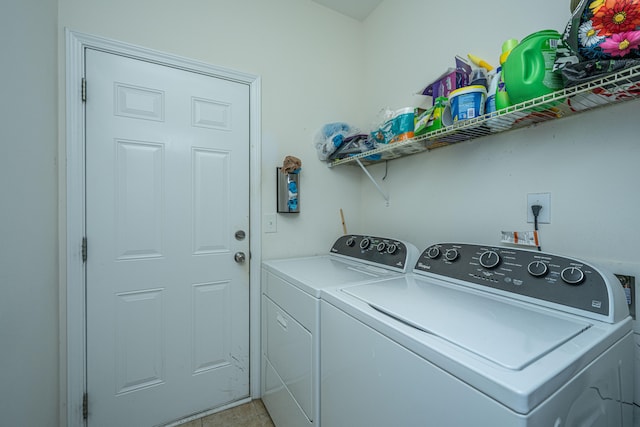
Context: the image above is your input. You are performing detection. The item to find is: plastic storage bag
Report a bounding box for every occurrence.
[313,122,359,161]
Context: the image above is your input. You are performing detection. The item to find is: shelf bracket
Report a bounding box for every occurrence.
[355,158,389,206]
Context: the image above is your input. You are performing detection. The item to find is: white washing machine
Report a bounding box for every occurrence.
[261,234,418,427]
[321,242,634,427]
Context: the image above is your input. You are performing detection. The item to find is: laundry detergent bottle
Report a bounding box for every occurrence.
[502,30,563,105]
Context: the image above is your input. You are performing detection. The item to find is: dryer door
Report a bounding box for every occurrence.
[263,296,313,420]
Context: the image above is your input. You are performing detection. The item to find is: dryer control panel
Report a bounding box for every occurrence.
[330,235,418,273]
[415,243,615,319]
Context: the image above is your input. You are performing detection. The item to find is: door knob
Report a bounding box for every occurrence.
[234,252,246,263]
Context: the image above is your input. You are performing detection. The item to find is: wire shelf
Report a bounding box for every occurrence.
[328,65,640,168]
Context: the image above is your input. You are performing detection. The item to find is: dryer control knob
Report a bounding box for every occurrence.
[386,244,398,254]
[444,248,459,262]
[527,261,548,277]
[359,238,371,250]
[561,267,585,285]
[377,242,387,252]
[479,250,501,269]
[425,246,441,259]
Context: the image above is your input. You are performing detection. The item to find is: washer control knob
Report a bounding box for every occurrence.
[346,237,356,247]
[386,243,398,254]
[527,261,549,277]
[359,238,371,250]
[444,248,459,262]
[478,250,501,269]
[425,246,441,260]
[377,242,387,253]
[561,267,585,285]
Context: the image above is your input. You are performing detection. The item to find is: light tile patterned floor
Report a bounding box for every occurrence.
[180,400,275,427]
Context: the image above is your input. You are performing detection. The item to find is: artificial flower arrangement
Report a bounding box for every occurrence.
[576,0,640,58]
[554,0,640,86]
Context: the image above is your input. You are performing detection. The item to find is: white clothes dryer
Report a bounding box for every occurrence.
[321,242,634,427]
[261,235,418,427]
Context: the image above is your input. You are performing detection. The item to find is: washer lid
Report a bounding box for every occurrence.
[343,278,592,370]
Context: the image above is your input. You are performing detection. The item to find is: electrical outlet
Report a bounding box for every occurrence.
[527,193,551,224]
[263,213,277,233]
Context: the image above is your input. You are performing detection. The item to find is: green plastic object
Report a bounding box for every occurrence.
[502,30,563,105]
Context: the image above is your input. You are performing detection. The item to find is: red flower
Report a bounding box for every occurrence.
[592,0,640,36]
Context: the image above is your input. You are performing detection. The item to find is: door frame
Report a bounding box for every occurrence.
[64,29,262,427]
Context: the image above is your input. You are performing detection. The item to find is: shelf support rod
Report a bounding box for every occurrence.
[355,158,389,205]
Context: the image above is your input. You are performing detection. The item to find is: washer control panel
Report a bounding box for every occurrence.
[415,243,610,317]
[330,235,417,272]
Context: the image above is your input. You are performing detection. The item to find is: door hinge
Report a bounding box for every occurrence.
[82,392,88,420]
[82,237,87,263]
[81,78,87,102]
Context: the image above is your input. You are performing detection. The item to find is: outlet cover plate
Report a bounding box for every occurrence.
[527,193,551,224]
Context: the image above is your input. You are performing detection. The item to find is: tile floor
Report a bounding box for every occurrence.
[180,400,275,427]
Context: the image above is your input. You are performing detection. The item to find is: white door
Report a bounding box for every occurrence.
[85,49,250,427]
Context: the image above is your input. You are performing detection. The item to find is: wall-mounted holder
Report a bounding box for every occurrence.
[277,167,300,213]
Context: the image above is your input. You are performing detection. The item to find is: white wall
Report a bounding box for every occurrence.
[58,0,366,260]
[0,0,59,426]
[357,0,640,283]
